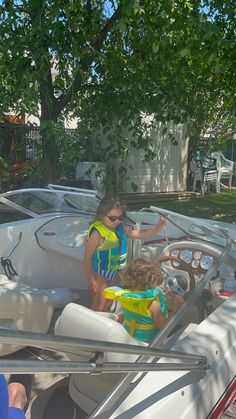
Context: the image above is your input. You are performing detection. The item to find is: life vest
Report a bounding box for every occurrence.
[88,221,127,272]
[104,286,168,342]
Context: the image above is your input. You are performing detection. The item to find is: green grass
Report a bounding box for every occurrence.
[151,190,236,224]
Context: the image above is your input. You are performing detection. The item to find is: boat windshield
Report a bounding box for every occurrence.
[0,188,100,215]
[149,205,230,249]
[1,187,235,250]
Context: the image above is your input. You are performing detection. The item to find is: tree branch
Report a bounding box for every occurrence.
[93,4,122,51]
[86,0,91,13]
[27,2,57,120]
[54,4,123,116]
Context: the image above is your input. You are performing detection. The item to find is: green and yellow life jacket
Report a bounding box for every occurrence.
[104,286,168,342]
[88,221,127,272]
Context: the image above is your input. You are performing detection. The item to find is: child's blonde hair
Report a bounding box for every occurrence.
[118,258,163,291]
[94,195,127,221]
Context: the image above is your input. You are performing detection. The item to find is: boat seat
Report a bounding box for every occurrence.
[54,303,147,414]
[0,279,54,356]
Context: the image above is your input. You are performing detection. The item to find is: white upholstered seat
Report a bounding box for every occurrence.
[0,277,54,356]
[54,303,146,413]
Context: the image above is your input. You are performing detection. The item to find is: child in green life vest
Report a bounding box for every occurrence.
[84,196,165,311]
[104,258,183,342]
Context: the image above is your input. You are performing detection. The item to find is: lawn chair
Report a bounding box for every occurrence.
[211,152,234,190]
[190,153,219,195]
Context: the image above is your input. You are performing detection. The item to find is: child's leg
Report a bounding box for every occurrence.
[103,274,119,312]
[91,273,108,311]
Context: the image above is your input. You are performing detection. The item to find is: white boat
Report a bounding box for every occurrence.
[0,184,236,419]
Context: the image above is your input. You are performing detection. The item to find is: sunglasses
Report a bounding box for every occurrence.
[106,214,124,222]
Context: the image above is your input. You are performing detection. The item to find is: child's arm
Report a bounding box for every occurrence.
[150,294,184,328]
[125,217,166,240]
[84,231,100,293]
[149,299,168,328]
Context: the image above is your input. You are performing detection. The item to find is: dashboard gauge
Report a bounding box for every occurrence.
[180,249,193,264]
[192,259,200,269]
[173,261,180,268]
[171,249,179,257]
[200,255,214,270]
[193,250,202,260]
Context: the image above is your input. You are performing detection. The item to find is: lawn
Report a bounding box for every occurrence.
[146,190,236,224]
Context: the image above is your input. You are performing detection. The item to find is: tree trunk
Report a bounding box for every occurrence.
[39,112,60,184]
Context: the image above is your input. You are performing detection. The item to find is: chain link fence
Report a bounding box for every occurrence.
[0,124,86,166]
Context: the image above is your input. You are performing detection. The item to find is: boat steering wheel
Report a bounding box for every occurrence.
[157,255,195,293]
[157,254,215,322]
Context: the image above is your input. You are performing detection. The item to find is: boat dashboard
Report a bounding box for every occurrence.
[169,247,215,273]
[158,240,224,294]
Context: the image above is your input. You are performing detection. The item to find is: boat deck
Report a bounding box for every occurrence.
[5,290,236,419]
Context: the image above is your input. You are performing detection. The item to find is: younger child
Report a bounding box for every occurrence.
[104,258,183,342]
[84,196,165,311]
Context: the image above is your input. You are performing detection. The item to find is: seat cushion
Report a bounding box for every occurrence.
[54,303,146,362]
[54,303,147,414]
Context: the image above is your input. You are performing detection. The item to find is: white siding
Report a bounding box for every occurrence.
[121,120,189,193]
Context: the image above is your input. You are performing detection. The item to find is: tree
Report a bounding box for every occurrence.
[0,0,235,185]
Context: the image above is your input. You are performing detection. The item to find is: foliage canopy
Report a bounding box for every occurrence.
[0,0,235,185]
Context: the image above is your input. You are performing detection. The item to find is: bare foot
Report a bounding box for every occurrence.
[8,382,27,410]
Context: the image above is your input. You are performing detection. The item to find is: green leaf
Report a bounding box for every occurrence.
[180,48,189,57]
[131,182,138,192]
[152,43,160,54]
